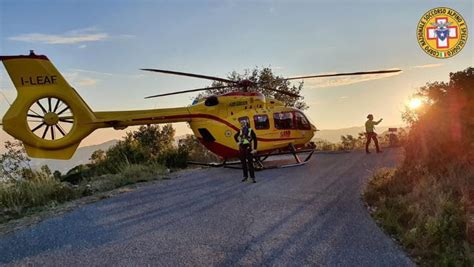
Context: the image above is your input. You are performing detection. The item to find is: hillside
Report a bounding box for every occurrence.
[30,140,118,173]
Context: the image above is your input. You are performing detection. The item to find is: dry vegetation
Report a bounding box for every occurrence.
[0,163,167,224]
[0,125,205,224]
[364,67,474,266]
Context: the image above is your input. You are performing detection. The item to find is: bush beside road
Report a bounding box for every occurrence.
[364,67,474,266]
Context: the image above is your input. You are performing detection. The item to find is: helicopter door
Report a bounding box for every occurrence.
[198,128,216,142]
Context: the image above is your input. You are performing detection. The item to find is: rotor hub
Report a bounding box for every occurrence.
[43,112,59,126]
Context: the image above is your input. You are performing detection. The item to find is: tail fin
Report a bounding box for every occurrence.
[1,52,193,159]
[1,52,96,159]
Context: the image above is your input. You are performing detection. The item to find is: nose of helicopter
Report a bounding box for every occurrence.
[310,123,318,132]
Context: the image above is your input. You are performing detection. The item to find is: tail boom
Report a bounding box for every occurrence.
[93,107,192,129]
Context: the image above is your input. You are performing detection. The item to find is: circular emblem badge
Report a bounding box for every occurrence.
[417,7,468,59]
[225,130,232,137]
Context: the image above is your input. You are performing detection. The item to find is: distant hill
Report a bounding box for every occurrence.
[31,140,118,173]
[314,125,402,143]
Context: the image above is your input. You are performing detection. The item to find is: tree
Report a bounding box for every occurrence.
[132,124,175,158]
[357,132,367,148]
[103,136,146,173]
[198,67,308,110]
[314,140,337,151]
[402,67,473,168]
[91,124,178,173]
[340,135,356,150]
[62,164,90,184]
[40,165,52,177]
[53,170,62,180]
[0,140,31,181]
[89,149,106,164]
[178,134,219,162]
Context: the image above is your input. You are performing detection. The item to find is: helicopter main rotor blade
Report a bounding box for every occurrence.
[145,85,230,99]
[260,86,301,98]
[141,68,236,84]
[282,69,402,81]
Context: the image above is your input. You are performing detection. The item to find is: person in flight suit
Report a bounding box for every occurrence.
[365,114,383,154]
[234,120,258,183]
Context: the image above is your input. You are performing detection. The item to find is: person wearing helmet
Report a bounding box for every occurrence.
[234,120,258,183]
[365,114,382,154]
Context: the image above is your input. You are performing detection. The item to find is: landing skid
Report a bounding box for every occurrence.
[188,145,315,170]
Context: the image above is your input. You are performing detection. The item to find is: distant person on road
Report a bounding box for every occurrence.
[365,114,382,154]
[234,120,258,183]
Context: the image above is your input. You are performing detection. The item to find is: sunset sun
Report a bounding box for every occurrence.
[408,98,422,110]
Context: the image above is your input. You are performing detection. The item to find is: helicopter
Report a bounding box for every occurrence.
[0,51,401,168]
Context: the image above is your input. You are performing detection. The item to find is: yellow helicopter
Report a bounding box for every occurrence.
[0,51,400,167]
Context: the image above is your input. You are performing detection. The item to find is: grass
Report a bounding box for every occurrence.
[0,163,168,224]
[0,174,77,223]
[364,166,473,266]
[80,163,167,194]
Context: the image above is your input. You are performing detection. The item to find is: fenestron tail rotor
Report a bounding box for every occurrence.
[27,97,75,141]
[142,68,401,99]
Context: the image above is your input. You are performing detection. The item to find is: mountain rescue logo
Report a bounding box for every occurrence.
[417,7,468,59]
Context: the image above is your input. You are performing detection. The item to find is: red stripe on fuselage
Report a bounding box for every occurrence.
[131,113,307,142]
[197,137,239,158]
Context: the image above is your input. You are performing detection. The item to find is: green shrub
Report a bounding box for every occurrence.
[364,68,474,266]
[118,163,163,185]
[158,149,188,169]
[178,134,220,163]
[81,174,117,194]
[0,161,169,224]
[80,163,166,194]
[314,140,339,151]
[0,175,77,221]
[364,166,471,266]
[61,164,92,184]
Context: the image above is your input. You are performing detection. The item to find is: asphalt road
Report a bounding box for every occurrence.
[0,148,414,266]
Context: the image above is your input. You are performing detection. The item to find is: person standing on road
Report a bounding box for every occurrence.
[365,114,382,154]
[234,120,258,183]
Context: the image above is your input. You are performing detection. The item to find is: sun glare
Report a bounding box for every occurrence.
[408,98,422,110]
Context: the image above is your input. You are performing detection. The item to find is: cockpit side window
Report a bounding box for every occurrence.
[296,112,311,130]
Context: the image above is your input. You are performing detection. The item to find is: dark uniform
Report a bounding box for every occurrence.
[234,126,258,182]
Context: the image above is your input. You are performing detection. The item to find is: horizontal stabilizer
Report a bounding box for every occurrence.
[24,143,80,160]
